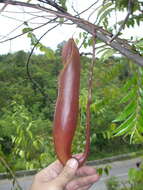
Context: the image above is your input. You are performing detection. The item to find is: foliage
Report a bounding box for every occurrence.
[0,1,143,190]
[0,50,61,173]
[106,163,143,190]
[0,0,143,182]
[58,0,67,10]
[112,64,143,143]
[0,48,141,172]
[127,165,143,190]
[97,164,112,176]
[106,176,121,190]
[0,100,55,169]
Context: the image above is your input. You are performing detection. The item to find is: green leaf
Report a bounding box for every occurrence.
[135,39,143,48]
[19,150,25,158]
[120,88,136,104]
[114,121,135,136]
[83,43,87,48]
[96,2,113,21]
[28,131,33,139]
[79,32,82,39]
[128,168,137,181]
[139,87,143,97]
[100,48,116,61]
[59,18,64,25]
[27,32,38,45]
[97,168,103,175]
[113,100,136,122]
[22,27,33,34]
[113,113,135,136]
[96,47,109,55]
[138,66,143,75]
[46,48,55,59]
[40,46,55,59]
[98,8,114,25]
[75,38,79,45]
[123,78,134,91]
[33,140,40,150]
[104,165,111,175]
[58,0,67,10]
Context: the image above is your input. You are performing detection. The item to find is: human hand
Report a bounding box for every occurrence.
[30,155,99,190]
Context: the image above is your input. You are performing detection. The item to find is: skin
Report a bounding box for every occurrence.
[30,155,100,190]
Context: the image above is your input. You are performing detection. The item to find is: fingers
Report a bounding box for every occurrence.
[54,158,79,188]
[76,166,97,177]
[65,174,99,190]
[77,184,92,190]
[35,160,63,182]
[65,184,92,190]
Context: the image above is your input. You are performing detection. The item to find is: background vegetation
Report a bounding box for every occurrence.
[0,0,143,189]
[0,48,142,173]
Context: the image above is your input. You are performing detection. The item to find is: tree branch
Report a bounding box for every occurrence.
[26,19,59,104]
[0,155,22,190]
[0,18,56,43]
[39,0,67,13]
[0,0,143,66]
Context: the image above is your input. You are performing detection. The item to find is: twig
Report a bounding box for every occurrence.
[109,0,132,43]
[26,18,59,103]
[71,3,79,17]
[38,0,67,13]
[2,10,43,13]
[78,33,88,50]
[0,3,8,13]
[1,9,54,21]
[0,0,143,66]
[0,17,57,43]
[88,1,102,21]
[84,31,96,159]
[78,0,100,17]
[0,14,50,41]
[88,32,96,105]
[0,22,23,41]
[0,0,97,44]
[80,44,107,56]
[80,52,93,56]
[0,13,25,22]
[0,156,22,190]
[71,0,100,18]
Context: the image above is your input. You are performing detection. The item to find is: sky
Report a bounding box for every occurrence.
[0,0,142,55]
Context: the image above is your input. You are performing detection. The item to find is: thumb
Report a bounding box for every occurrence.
[55,158,79,188]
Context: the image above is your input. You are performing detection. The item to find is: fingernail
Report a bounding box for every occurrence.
[66,158,79,169]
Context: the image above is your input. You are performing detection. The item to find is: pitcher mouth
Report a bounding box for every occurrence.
[62,38,76,64]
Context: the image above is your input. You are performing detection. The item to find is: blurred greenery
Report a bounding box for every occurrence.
[1,1,143,190]
[106,164,143,190]
[0,48,142,173]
